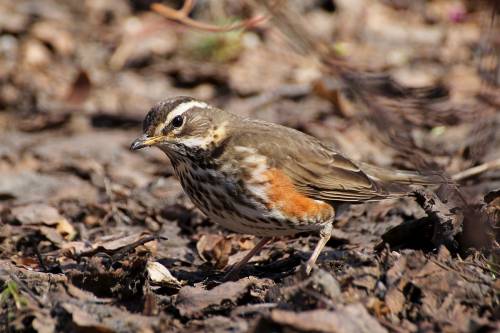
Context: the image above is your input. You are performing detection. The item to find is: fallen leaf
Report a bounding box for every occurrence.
[11,204,76,242]
[12,204,63,225]
[176,277,270,317]
[307,269,341,299]
[187,315,248,333]
[196,234,232,269]
[384,287,406,314]
[61,233,157,257]
[269,303,387,333]
[146,261,182,289]
[32,316,57,333]
[61,301,156,333]
[56,218,76,240]
[65,70,91,105]
[62,303,113,333]
[0,171,98,204]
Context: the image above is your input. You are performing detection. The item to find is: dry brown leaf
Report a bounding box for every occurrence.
[65,70,91,105]
[176,277,270,317]
[61,302,156,333]
[12,204,63,225]
[269,304,387,333]
[196,234,232,269]
[11,203,76,242]
[60,233,157,257]
[0,171,98,204]
[384,287,406,314]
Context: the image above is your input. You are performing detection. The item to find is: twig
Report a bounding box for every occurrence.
[112,235,166,260]
[103,177,131,224]
[428,258,488,285]
[231,303,278,316]
[5,271,44,308]
[71,234,166,260]
[457,260,500,276]
[452,158,500,181]
[180,0,195,16]
[34,245,48,273]
[151,1,267,32]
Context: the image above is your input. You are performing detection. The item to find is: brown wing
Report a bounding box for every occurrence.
[229,120,401,203]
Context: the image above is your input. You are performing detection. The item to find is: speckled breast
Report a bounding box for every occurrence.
[171,156,332,237]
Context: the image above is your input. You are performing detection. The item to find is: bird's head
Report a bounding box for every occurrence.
[130,96,232,156]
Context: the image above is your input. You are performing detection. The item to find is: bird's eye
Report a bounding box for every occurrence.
[172,115,184,128]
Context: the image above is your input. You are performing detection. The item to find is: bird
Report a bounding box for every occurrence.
[131,96,443,279]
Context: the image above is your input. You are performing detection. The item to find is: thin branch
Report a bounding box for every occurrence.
[452,158,500,181]
[71,234,166,260]
[180,0,194,16]
[151,2,267,33]
[5,271,44,308]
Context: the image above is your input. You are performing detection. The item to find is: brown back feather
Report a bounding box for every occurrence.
[226,119,408,203]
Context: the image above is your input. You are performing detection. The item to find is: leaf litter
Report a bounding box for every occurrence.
[0,0,499,332]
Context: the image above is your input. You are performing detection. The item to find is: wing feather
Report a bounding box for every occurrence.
[229,120,401,203]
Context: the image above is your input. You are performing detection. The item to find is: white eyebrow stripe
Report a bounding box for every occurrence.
[165,100,208,124]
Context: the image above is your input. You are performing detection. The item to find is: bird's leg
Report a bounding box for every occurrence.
[304,222,333,275]
[223,237,272,281]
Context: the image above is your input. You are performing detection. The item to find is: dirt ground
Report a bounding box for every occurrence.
[0,0,499,332]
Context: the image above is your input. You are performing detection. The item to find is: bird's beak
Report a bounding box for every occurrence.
[130,135,164,151]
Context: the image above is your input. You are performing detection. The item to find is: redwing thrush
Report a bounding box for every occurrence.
[131,96,442,278]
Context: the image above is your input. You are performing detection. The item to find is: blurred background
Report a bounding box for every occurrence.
[0,0,498,179]
[0,0,499,332]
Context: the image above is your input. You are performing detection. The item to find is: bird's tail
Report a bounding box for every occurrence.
[359,162,449,186]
